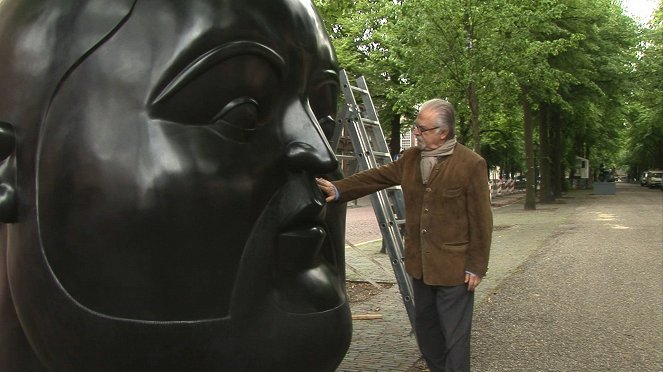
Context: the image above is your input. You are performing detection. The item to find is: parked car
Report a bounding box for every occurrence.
[648,171,663,189]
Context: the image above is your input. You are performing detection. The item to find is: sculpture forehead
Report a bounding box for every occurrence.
[136,0,330,44]
[127,0,336,73]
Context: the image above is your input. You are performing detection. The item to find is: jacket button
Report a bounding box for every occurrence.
[422,229,428,234]
[424,208,429,214]
[426,188,432,192]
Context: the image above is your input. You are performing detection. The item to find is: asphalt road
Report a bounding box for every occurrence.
[472,183,662,371]
[340,183,662,371]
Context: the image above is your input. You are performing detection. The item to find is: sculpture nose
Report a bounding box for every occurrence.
[282,100,338,175]
[286,141,337,174]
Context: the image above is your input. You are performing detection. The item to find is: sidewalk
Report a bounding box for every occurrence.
[337,190,572,371]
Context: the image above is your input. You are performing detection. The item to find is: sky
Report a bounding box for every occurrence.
[621,0,660,24]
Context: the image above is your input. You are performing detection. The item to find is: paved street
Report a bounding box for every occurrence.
[338,183,663,371]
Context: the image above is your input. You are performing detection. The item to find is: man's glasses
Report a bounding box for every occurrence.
[412,124,438,133]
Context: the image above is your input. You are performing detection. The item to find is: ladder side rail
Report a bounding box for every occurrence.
[361,119,391,156]
[344,113,378,171]
[386,186,407,221]
[338,70,415,331]
[368,190,415,327]
[340,72,388,170]
[330,104,350,150]
[356,76,391,156]
[356,76,380,123]
[361,147,415,328]
[341,71,389,162]
[364,129,391,159]
[340,72,380,170]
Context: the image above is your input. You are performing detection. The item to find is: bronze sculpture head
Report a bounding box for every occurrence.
[0,0,350,370]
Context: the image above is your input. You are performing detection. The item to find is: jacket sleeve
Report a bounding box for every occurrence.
[332,159,402,203]
[465,157,493,277]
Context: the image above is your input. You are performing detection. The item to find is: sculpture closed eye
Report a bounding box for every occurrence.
[149,42,284,126]
[209,97,260,142]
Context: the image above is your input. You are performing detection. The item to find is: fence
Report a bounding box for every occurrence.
[489,178,525,200]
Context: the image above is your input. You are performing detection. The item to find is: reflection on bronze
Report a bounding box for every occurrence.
[0,1,351,370]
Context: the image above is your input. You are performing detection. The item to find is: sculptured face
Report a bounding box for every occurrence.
[37,0,344,321]
[1,0,350,370]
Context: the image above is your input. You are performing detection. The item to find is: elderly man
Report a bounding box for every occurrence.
[317,98,493,371]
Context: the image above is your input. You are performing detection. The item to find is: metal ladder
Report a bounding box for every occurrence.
[332,69,415,330]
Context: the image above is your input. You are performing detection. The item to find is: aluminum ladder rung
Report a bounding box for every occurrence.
[349,85,369,94]
[360,117,380,126]
[373,152,392,159]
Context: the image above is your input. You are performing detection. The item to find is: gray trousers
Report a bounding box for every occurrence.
[412,278,474,372]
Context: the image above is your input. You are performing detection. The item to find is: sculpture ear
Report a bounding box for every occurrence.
[0,122,17,223]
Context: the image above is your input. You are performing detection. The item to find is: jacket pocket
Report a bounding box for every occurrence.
[443,241,469,249]
[442,186,464,197]
[425,242,468,283]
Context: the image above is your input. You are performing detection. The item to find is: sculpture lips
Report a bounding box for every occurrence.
[274,226,344,313]
[277,226,326,271]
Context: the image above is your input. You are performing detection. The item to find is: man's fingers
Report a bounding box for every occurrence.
[466,274,482,292]
[316,178,335,202]
[316,178,330,188]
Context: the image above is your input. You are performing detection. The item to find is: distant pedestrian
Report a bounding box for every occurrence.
[317,98,493,371]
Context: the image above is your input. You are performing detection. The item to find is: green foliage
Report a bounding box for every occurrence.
[622,2,663,172]
[312,0,656,183]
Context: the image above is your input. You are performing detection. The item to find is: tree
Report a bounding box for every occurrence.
[624,2,663,175]
[312,0,656,209]
[541,0,639,199]
[314,0,413,157]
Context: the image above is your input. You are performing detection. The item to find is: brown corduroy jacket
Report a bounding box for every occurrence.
[334,143,493,286]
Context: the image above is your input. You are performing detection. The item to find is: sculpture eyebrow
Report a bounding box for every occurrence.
[313,69,340,89]
[152,41,286,105]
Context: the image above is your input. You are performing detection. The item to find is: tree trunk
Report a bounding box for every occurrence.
[457,112,470,145]
[550,106,563,197]
[538,103,553,203]
[389,114,402,157]
[467,82,481,154]
[520,84,536,210]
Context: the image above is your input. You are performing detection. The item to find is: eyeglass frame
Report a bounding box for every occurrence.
[412,123,439,133]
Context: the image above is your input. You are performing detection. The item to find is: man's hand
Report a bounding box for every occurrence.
[465,272,482,292]
[316,178,337,203]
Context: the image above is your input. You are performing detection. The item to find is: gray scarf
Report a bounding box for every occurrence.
[420,138,457,184]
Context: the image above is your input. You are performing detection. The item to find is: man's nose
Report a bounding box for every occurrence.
[282,100,338,175]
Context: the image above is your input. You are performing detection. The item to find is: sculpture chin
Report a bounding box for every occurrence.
[7,221,351,371]
[274,227,345,313]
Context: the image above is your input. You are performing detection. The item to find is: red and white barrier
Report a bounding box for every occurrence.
[507,179,515,193]
[490,178,519,199]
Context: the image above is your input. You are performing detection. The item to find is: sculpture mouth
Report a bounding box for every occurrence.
[269,178,344,313]
[274,223,344,314]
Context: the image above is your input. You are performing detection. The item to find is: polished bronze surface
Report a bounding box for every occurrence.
[0,1,350,370]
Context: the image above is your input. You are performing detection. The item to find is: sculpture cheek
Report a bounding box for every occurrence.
[0,121,17,223]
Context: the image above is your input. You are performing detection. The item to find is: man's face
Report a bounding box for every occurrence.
[5,0,350,369]
[414,109,447,150]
